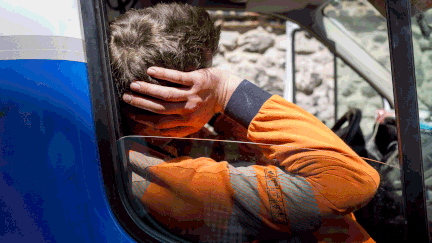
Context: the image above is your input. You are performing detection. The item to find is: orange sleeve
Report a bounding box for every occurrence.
[128,91,379,242]
[246,95,380,218]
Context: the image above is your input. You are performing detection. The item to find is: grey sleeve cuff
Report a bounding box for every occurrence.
[224,79,272,129]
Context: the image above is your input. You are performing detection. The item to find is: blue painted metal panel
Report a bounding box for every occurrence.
[0,59,135,242]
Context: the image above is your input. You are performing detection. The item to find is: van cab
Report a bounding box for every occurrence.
[1,0,431,242]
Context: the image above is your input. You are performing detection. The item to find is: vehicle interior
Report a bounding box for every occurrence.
[89,0,432,242]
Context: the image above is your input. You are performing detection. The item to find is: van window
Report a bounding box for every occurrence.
[323,0,391,71]
[293,29,384,135]
[106,4,393,242]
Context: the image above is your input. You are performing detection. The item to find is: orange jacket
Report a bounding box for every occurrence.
[125,80,380,242]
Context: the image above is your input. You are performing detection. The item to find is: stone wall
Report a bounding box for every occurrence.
[209,0,432,135]
[208,8,381,134]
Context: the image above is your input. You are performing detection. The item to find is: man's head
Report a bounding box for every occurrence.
[109,3,221,100]
[109,3,220,138]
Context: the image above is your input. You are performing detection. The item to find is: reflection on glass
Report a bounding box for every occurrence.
[323,0,391,71]
[117,134,402,242]
[411,4,432,239]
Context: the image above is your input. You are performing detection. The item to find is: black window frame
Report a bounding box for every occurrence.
[385,0,430,241]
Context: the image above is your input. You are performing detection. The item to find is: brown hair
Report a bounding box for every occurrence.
[109,3,221,99]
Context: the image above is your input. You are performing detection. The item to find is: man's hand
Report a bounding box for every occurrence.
[122,67,243,137]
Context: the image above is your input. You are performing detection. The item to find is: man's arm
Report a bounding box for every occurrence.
[124,68,380,241]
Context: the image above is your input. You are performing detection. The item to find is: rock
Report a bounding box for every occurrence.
[255,70,270,87]
[256,48,285,68]
[217,44,227,55]
[418,37,431,51]
[234,61,261,84]
[368,96,384,109]
[373,33,388,43]
[311,49,334,64]
[295,31,320,54]
[369,43,391,70]
[296,92,317,115]
[340,10,351,17]
[256,56,273,68]
[237,26,275,53]
[316,98,335,126]
[424,8,432,24]
[296,72,323,95]
[361,85,378,98]
[275,35,288,51]
[272,79,285,93]
[420,50,432,86]
[414,43,424,88]
[265,67,286,81]
[319,62,335,80]
[211,53,225,67]
[242,52,261,63]
[255,70,284,96]
[341,84,357,97]
[323,77,335,90]
[213,63,235,73]
[313,82,330,99]
[412,23,423,40]
[219,31,240,51]
[418,81,432,109]
[366,10,376,16]
[226,50,243,63]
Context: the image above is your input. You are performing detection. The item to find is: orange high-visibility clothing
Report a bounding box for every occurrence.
[126,80,379,243]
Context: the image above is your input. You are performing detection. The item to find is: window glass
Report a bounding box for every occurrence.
[208,10,287,98]
[336,57,383,136]
[117,135,384,242]
[292,29,405,243]
[293,30,336,127]
[108,5,396,243]
[293,29,383,136]
[323,0,391,71]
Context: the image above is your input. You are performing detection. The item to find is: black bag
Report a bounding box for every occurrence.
[332,110,406,242]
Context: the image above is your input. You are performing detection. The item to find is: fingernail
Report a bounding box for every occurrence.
[123,94,132,102]
[147,67,156,75]
[130,82,140,90]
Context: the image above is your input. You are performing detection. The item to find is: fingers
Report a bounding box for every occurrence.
[123,93,188,115]
[147,67,196,86]
[130,81,189,102]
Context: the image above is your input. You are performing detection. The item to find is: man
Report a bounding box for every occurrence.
[110,2,268,161]
[110,3,380,242]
